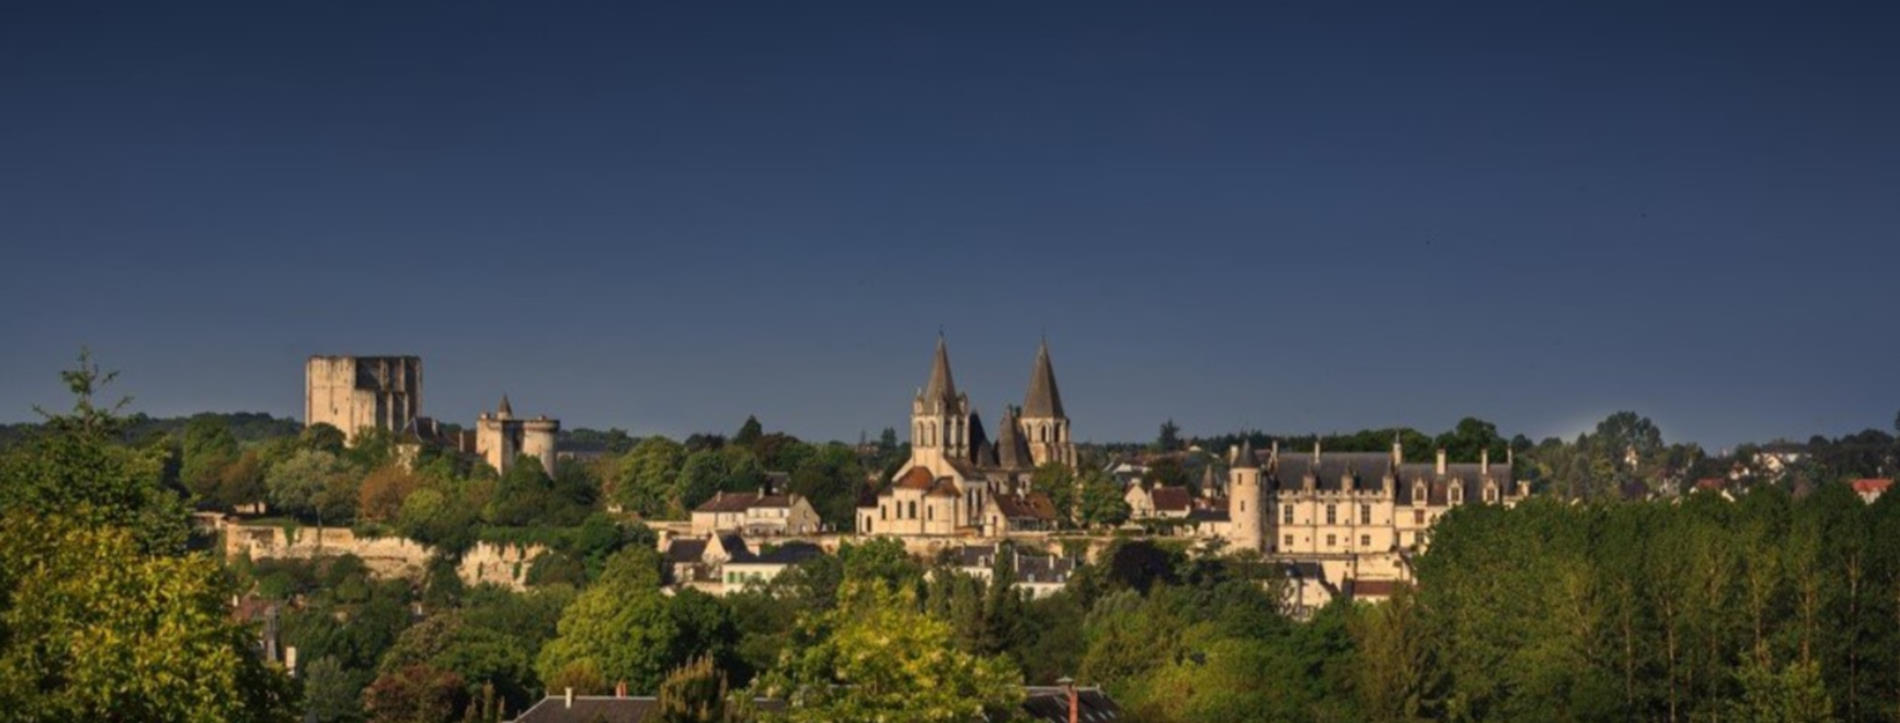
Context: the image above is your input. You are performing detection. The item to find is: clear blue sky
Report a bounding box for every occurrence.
[2,2,1895,449]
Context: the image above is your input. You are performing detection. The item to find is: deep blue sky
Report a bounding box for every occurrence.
[3,2,1895,449]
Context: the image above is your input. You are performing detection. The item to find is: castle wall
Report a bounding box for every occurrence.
[305,356,421,442]
[221,522,543,590]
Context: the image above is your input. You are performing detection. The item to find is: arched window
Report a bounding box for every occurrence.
[908,501,917,519]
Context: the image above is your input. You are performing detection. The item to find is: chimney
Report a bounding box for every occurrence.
[1058,676,1079,723]
[1436,449,1447,476]
[564,687,573,708]
[615,680,627,698]
[285,646,298,677]
[1312,440,1321,464]
[1481,448,1490,475]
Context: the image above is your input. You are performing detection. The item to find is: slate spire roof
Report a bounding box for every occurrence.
[1234,439,1256,469]
[920,335,960,410]
[1022,339,1065,418]
[497,394,513,417]
[996,406,1034,470]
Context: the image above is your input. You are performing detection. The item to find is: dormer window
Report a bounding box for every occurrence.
[1484,484,1498,503]
[1449,483,1464,505]
[1413,483,1426,505]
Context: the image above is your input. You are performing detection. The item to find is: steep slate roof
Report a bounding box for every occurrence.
[920,335,960,410]
[1020,687,1123,722]
[693,492,795,513]
[497,394,513,416]
[663,538,708,564]
[748,542,825,565]
[995,407,1034,470]
[513,696,786,723]
[1187,508,1229,523]
[1022,340,1065,418]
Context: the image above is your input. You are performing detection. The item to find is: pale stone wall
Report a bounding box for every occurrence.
[221,522,543,590]
[305,356,420,442]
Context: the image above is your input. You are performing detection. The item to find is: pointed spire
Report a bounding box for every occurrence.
[1022,339,1065,419]
[921,335,959,410]
[1234,438,1255,469]
[497,394,513,417]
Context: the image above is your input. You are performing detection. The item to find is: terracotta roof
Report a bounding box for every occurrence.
[1149,485,1193,512]
[1346,579,1402,599]
[992,491,1057,520]
[927,478,962,497]
[1852,478,1893,492]
[897,466,937,490]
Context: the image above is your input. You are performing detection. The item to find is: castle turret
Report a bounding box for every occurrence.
[1228,439,1264,552]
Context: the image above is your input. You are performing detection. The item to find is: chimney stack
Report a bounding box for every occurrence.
[1481,448,1490,475]
[1436,449,1447,476]
[615,680,627,698]
[564,687,573,708]
[1058,676,1079,723]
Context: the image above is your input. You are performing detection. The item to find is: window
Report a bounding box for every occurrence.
[927,505,933,521]
[863,518,872,533]
[1360,534,1371,548]
[1414,509,1425,525]
[1283,535,1294,548]
[1450,485,1463,504]
[1413,484,1426,504]
[1325,534,1336,548]
[1282,505,1294,524]
[1360,504,1371,525]
[1325,504,1336,525]
[908,501,917,519]
[880,505,888,520]
[1485,485,1497,503]
[1239,500,1245,512]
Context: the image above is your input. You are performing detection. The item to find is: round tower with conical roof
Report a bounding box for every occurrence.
[1228,439,1265,552]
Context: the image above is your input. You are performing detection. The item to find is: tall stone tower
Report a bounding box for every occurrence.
[1019,340,1076,468]
[304,355,421,443]
[1227,439,1264,552]
[910,336,974,478]
[476,395,560,476]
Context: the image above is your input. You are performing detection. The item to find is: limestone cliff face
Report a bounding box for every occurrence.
[220,522,543,589]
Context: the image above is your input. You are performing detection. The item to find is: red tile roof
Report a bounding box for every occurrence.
[896,466,937,490]
[1149,485,1192,512]
[1852,478,1893,493]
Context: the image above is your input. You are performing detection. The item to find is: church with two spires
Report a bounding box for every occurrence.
[857,337,1075,538]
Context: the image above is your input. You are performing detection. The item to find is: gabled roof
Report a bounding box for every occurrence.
[992,491,1058,520]
[693,492,796,513]
[1021,687,1122,722]
[927,478,962,497]
[1149,485,1193,512]
[663,538,708,564]
[1022,340,1065,419]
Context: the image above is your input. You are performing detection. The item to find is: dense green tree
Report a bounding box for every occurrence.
[267,448,348,525]
[658,655,735,723]
[181,414,240,502]
[535,548,736,695]
[755,580,1020,722]
[0,512,297,721]
[733,416,764,450]
[1077,467,1130,528]
[613,436,686,518]
[363,664,465,723]
[0,352,191,553]
[1031,462,1078,525]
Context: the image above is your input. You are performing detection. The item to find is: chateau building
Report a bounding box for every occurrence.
[304,355,421,442]
[475,395,560,476]
[859,337,1072,537]
[1226,438,1527,588]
